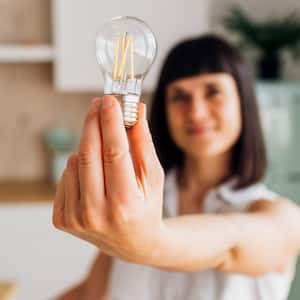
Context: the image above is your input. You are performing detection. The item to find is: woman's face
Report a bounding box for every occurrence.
[165,73,242,158]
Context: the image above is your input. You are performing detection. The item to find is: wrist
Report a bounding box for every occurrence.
[143,220,173,268]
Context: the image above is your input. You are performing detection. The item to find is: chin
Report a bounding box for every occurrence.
[180,140,231,158]
[186,148,223,158]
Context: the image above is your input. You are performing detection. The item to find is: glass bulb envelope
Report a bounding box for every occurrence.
[96,16,157,127]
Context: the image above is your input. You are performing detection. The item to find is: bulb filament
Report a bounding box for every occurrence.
[113,32,134,81]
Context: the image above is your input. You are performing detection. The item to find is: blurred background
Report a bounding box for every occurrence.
[0,0,299,299]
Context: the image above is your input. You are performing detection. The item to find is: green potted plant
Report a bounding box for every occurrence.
[223,6,300,79]
[43,128,79,184]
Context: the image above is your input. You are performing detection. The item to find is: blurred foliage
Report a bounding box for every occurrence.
[223,6,300,59]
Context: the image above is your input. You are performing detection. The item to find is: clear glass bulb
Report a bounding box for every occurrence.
[96,16,157,127]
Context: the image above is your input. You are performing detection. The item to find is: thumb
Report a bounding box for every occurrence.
[127,103,164,189]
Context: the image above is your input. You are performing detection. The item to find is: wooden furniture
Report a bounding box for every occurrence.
[0,180,55,203]
[0,282,17,300]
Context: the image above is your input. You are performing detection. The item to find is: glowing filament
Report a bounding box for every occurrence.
[113,33,134,81]
[112,38,120,80]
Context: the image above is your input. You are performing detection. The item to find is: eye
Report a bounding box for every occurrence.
[205,85,220,99]
[171,91,190,102]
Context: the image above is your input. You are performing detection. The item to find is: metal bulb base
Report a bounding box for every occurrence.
[109,94,140,128]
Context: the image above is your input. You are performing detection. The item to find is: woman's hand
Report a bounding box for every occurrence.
[53,96,165,264]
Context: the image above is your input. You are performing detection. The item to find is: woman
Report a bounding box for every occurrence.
[54,35,300,300]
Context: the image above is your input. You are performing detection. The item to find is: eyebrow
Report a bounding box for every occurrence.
[205,82,220,87]
[168,86,190,93]
[169,82,220,93]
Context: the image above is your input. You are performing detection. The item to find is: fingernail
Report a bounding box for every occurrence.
[101,96,113,110]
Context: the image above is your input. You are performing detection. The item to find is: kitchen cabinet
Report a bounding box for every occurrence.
[52,0,210,92]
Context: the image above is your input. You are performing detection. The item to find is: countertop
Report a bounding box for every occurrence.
[0,180,55,202]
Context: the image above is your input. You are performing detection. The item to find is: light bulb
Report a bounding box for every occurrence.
[96,16,157,127]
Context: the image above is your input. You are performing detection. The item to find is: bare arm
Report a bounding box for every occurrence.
[153,199,300,275]
[53,96,299,277]
[55,282,85,300]
[55,252,112,300]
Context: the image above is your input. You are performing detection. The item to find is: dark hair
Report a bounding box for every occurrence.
[149,34,267,188]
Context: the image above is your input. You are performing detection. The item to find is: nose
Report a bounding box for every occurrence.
[187,95,210,121]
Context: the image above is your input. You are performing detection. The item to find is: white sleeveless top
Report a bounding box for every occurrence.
[107,169,294,300]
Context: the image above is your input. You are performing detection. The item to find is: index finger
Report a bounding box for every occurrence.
[100,96,138,207]
[78,98,105,205]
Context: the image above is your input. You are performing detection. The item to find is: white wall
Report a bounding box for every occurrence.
[0,203,97,300]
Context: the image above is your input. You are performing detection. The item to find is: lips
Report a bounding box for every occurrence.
[186,124,215,135]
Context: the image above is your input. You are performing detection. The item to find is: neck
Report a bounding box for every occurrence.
[178,151,233,192]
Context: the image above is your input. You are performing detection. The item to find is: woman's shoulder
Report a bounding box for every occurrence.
[201,176,282,214]
[163,168,280,214]
[216,178,278,209]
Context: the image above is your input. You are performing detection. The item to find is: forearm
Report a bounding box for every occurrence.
[55,281,86,300]
[83,252,111,300]
[150,214,238,272]
[55,253,111,300]
[149,200,300,275]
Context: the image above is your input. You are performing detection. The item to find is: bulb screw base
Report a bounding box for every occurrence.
[106,93,140,127]
[122,94,140,127]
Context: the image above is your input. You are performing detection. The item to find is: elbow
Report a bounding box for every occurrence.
[217,245,292,276]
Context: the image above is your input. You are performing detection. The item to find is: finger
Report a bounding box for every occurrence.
[100,95,138,205]
[78,98,105,209]
[127,103,164,191]
[64,154,82,229]
[52,170,66,229]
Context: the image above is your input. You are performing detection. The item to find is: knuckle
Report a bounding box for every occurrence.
[64,214,81,229]
[78,148,96,166]
[111,201,142,226]
[81,209,101,231]
[108,204,125,226]
[103,146,128,164]
[85,108,98,123]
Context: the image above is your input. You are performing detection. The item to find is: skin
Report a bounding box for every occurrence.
[55,252,111,300]
[166,73,242,212]
[54,73,300,300]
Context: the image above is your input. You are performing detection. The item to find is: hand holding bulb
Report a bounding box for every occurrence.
[53,96,166,264]
[96,16,157,127]
[52,17,164,264]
